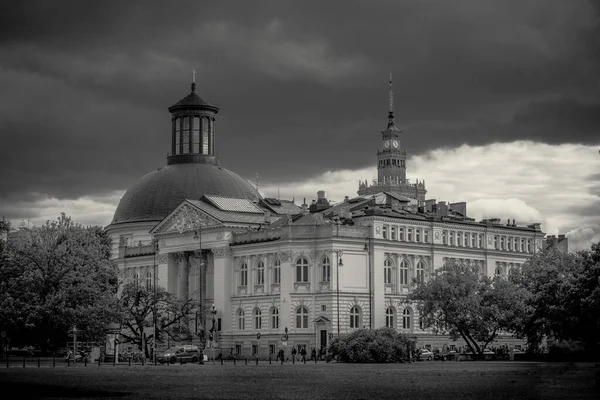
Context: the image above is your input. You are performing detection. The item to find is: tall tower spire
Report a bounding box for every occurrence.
[387,73,396,130]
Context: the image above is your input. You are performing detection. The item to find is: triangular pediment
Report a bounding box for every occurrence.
[151,200,221,235]
[313,316,331,324]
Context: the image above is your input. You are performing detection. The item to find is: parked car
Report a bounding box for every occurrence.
[157,345,201,364]
[482,349,495,355]
[418,349,434,361]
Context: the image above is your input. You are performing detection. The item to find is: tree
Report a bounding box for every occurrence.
[118,282,204,357]
[0,214,120,351]
[329,327,410,363]
[409,260,529,357]
[511,244,600,355]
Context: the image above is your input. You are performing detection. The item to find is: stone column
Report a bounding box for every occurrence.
[179,252,190,301]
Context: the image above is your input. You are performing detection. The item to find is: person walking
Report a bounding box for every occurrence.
[311,348,317,361]
[300,347,307,363]
[291,346,297,362]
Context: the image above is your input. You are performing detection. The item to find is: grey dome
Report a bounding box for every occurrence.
[110,163,260,225]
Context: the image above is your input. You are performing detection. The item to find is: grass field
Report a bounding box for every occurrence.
[0,361,598,399]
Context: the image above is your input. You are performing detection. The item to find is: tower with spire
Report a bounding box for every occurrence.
[357,74,427,202]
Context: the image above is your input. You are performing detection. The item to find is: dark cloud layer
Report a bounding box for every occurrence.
[1,0,600,221]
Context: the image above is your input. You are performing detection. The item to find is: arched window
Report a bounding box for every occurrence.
[145,269,152,290]
[254,308,262,330]
[240,262,248,286]
[271,307,279,329]
[416,261,425,283]
[256,261,265,285]
[384,258,393,284]
[419,315,423,330]
[403,308,411,330]
[495,266,503,277]
[386,307,395,328]
[296,307,308,329]
[321,257,331,282]
[400,260,409,285]
[132,272,139,287]
[350,306,361,329]
[273,259,281,284]
[296,257,309,283]
[237,309,245,330]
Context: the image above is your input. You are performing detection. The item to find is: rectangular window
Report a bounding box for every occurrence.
[424,230,429,243]
[257,268,264,285]
[192,117,200,153]
[217,318,222,331]
[457,232,462,246]
[202,117,209,154]
[449,231,454,246]
[269,345,275,355]
[520,239,524,252]
[494,236,498,249]
[408,228,413,242]
[175,119,181,155]
[399,227,405,241]
[241,270,248,287]
[472,234,476,248]
[274,267,280,284]
[182,117,190,153]
[252,345,258,356]
[384,267,392,284]
[391,227,396,241]
[296,266,308,282]
[235,345,241,355]
[443,231,447,245]
[416,229,421,242]
[500,236,505,250]
[382,225,388,240]
[478,234,483,248]
[321,305,326,312]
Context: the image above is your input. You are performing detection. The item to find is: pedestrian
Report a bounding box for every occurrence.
[300,347,307,363]
[277,349,284,362]
[311,348,316,361]
[291,346,297,361]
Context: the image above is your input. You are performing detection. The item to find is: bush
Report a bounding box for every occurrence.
[547,340,590,361]
[329,328,410,363]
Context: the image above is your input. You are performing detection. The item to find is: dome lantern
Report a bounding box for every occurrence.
[167,79,220,166]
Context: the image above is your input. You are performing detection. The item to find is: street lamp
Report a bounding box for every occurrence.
[152,238,159,365]
[334,250,343,336]
[363,225,372,329]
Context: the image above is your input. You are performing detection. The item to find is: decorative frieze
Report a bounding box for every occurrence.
[212,246,232,258]
[157,253,169,263]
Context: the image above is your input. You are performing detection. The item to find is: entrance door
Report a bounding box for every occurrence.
[320,330,327,351]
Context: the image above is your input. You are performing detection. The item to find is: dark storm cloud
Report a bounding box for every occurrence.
[1,0,600,220]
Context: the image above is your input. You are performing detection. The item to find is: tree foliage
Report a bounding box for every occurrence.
[510,244,600,354]
[0,214,120,350]
[118,282,203,357]
[409,260,529,357]
[329,327,410,363]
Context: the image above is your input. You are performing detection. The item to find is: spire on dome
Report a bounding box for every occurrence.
[386,73,398,130]
[191,69,197,92]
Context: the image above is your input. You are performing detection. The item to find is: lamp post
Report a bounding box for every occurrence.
[152,238,159,365]
[363,225,372,329]
[194,224,204,342]
[334,250,343,336]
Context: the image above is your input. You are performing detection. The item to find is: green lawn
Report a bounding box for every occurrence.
[0,361,597,399]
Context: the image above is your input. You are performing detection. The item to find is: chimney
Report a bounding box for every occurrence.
[512,219,516,227]
[344,196,349,202]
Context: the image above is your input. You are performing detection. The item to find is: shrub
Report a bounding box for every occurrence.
[329,327,410,363]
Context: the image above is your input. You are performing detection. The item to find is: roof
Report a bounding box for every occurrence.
[203,195,263,214]
[109,163,261,226]
[187,200,282,225]
[259,198,302,215]
[168,83,219,113]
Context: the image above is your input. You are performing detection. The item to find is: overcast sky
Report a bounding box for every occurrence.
[1,0,599,251]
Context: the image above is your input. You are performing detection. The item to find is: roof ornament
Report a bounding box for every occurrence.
[191,69,197,93]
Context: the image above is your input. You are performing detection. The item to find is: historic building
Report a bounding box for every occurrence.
[106,77,546,357]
